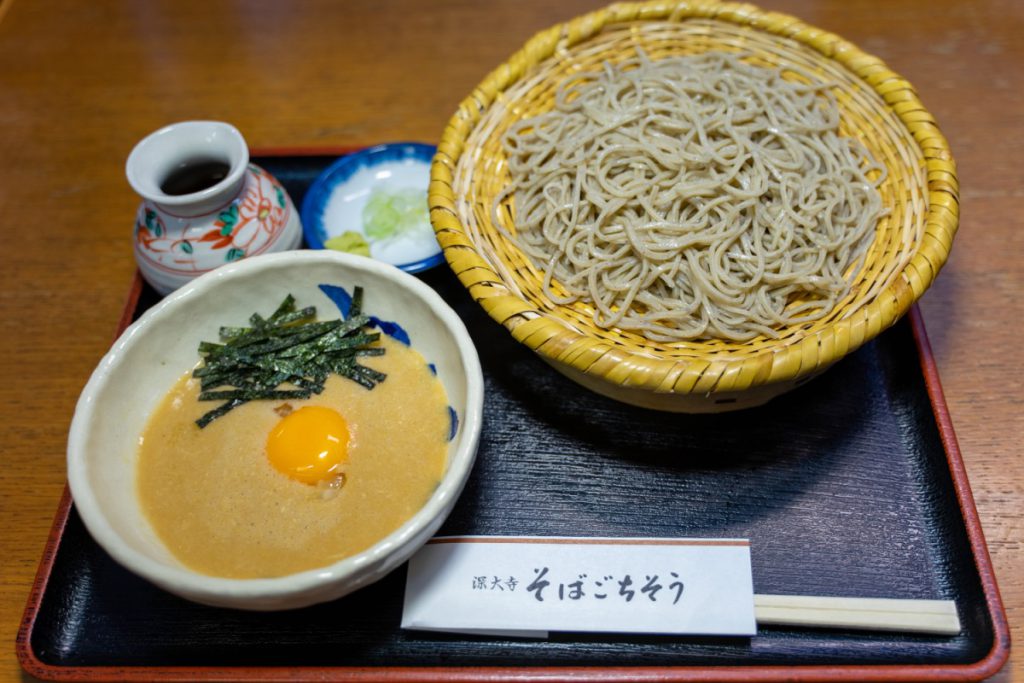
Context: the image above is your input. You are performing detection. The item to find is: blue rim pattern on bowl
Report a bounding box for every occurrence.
[301,143,443,274]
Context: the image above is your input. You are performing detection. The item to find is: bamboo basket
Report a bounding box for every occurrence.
[429,0,957,412]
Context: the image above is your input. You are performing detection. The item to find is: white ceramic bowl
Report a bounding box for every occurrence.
[67,250,483,610]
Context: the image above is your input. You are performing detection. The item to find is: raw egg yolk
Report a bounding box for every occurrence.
[266,406,350,484]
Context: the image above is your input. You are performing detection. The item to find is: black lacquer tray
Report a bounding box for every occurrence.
[17,150,1009,682]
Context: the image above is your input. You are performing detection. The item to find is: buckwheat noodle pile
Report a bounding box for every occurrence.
[497,50,888,342]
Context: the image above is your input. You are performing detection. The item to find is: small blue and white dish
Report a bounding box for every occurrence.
[67,250,483,610]
[301,143,443,273]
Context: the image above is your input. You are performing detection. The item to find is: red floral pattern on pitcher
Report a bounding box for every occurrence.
[134,166,292,275]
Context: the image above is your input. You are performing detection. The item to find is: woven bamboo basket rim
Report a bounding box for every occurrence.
[429,0,957,397]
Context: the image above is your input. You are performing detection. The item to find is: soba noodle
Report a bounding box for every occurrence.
[497,51,887,342]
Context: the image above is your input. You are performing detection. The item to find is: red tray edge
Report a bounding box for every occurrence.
[15,154,1010,681]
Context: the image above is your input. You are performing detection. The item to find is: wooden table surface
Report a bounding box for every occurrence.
[1,0,1019,680]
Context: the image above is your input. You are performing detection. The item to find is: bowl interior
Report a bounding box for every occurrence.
[69,252,479,601]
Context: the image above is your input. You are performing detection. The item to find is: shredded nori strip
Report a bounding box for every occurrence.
[192,287,385,428]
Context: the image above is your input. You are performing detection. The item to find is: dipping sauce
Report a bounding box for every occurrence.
[136,336,449,578]
[160,157,231,195]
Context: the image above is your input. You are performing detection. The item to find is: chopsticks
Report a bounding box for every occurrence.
[754,594,961,635]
